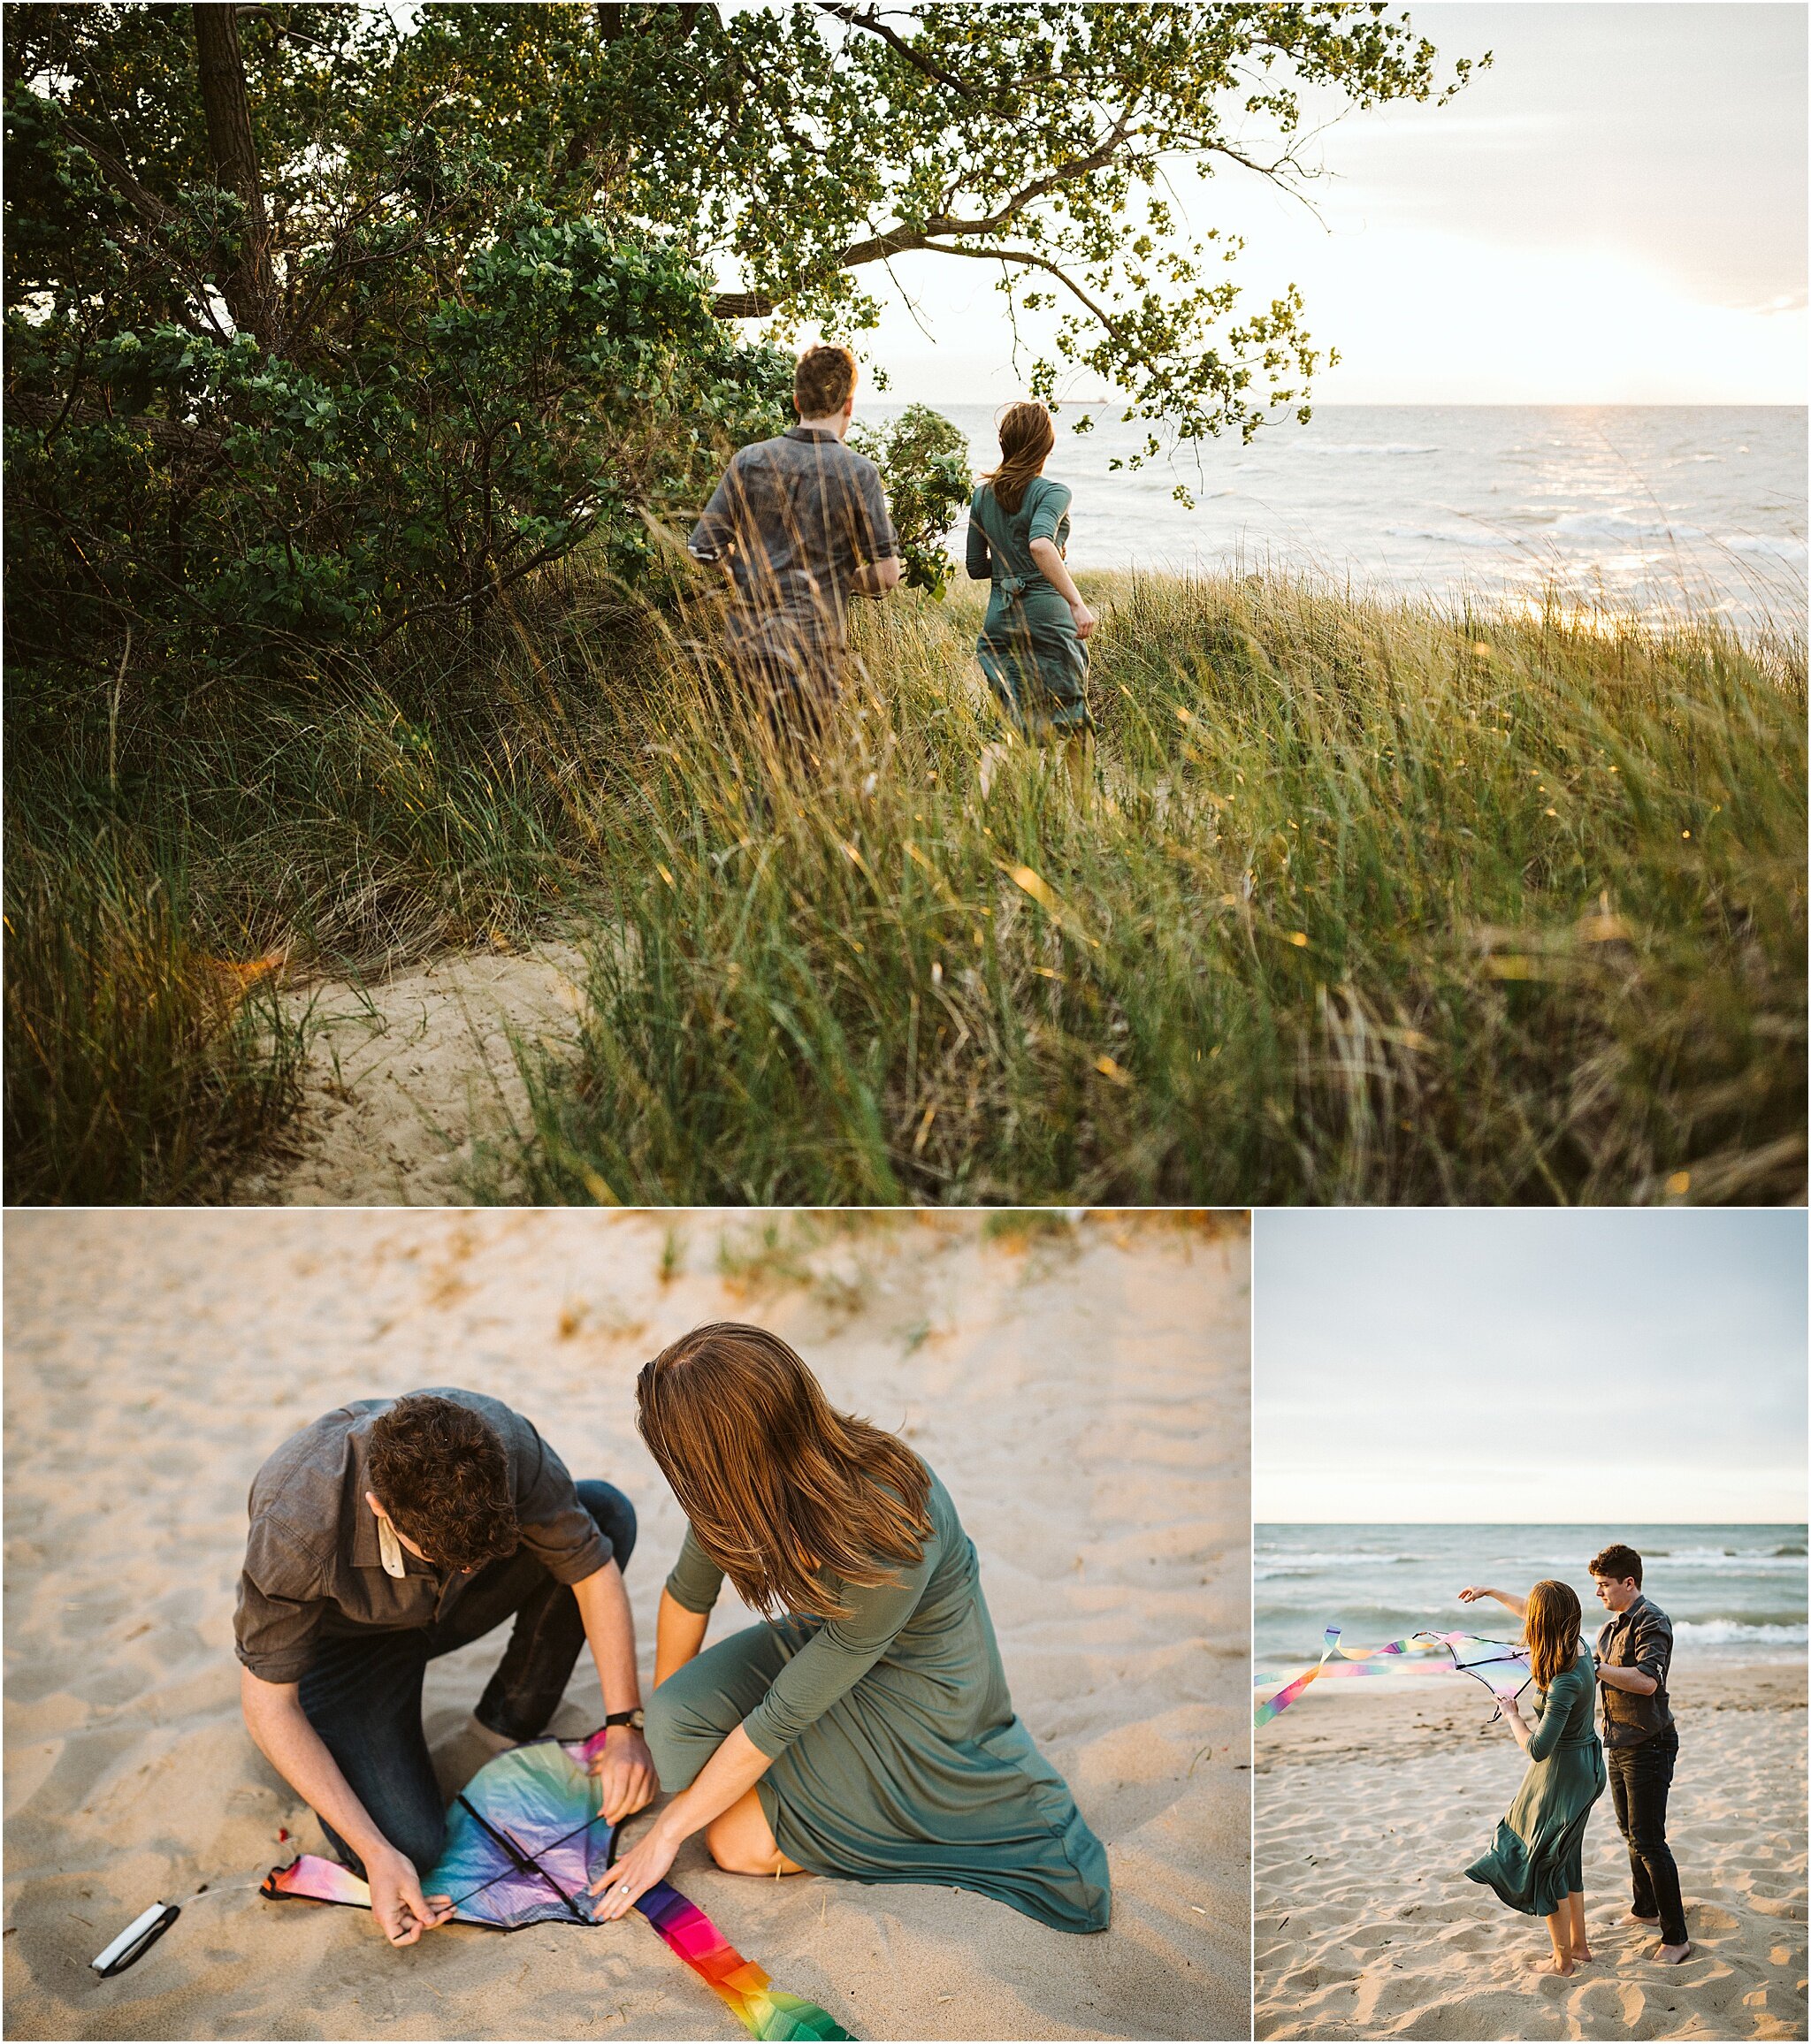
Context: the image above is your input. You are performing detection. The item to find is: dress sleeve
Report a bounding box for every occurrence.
[1027,480,1073,545]
[966,502,991,581]
[741,1535,937,1760]
[663,1525,725,1615]
[1525,1662,1587,1762]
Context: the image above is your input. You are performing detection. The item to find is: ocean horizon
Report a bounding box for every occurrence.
[1255,1522,1809,1686]
[870,401,1808,635]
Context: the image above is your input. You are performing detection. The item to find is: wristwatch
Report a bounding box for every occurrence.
[603,1707,646,1732]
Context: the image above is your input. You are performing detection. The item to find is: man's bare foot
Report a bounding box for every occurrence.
[1652,1940,1692,1965]
[1625,1909,1660,1925]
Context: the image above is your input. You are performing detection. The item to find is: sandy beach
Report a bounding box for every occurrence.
[1256,1669,1807,2040]
[4,1209,1249,2041]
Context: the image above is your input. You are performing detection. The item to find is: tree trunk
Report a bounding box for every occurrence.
[192,3,280,352]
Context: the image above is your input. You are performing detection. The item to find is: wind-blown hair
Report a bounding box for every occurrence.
[1524,1578,1584,1691]
[637,1323,932,1621]
[985,400,1055,515]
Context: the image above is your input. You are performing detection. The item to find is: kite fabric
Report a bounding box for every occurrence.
[1255,1627,1532,1728]
[261,1728,852,2042]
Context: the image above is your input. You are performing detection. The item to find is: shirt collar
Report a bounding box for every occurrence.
[786,424,843,443]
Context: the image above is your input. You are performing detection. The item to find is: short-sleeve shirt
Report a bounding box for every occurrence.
[1594,1593,1676,1748]
[234,1390,609,1685]
[688,425,897,692]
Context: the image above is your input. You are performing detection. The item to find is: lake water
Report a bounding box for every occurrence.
[872,403,1807,634]
[1255,1523,1809,1689]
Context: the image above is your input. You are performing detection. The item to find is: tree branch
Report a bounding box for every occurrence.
[814,4,979,102]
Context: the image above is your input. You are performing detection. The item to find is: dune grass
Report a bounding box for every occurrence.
[5,560,1804,1204]
[495,570,1806,1205]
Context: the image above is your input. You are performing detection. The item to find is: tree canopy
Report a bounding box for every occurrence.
[4,2,1483,668]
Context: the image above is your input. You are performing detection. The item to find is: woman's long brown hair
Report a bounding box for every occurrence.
[985,400,1056,515]
[1524,1578,1584,1690]
[637,1323,933,1621]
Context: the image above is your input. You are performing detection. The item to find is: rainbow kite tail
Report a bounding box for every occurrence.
[1254,1625,1342,1727]
[637,1880,852,2041]
[261,1855,372,1909]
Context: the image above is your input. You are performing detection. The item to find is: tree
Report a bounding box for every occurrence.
[3,3,1484,669]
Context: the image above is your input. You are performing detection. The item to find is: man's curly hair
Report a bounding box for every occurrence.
[368,1395,519,1570]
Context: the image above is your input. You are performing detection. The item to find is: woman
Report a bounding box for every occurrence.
[965,401,1096,793]
[590,1323,1111,1933]
[1461,1578,1607,1975]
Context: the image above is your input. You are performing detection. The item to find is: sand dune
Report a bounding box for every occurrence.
[1256,1672,1807,2040]
[4,1209,1249,2041]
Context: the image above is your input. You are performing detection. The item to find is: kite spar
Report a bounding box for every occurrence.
[262,1730,852,2042]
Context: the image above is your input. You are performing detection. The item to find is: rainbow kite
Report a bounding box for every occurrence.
[262,1729,851,2041]
[1255,1626,1532,1727]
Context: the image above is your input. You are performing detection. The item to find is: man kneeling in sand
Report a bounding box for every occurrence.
[688,343,900,760]
[236,1391,654,1947]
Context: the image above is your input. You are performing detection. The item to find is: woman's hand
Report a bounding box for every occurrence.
[1457,1585,1491,1604]
[1069,599,1097,642]
[590,1817,682,1921]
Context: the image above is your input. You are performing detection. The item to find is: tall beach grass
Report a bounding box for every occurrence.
[6,559,1803,1203]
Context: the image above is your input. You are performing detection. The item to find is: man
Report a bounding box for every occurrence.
[1589,1542,1690,1964]
[236,1390,655,1948]
[1460,1545,1689,1964]
[687,342,900,755]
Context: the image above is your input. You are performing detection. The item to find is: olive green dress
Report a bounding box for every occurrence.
[1464,1648,1607,1915]
[646,1464,1111,1933]
[965,477,1091,734]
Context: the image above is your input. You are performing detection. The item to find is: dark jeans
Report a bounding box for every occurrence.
[297,1479,635,1876]
[1606,1726,1687,1946]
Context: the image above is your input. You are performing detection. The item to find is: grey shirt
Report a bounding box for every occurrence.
[688,425,897,692]
[234,1389,609,1685]
[1594,1592,1676,1749]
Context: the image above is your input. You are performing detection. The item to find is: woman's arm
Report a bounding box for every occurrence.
[654,1587,709,1689]
[590,1722,773,1918]
[1494,1689,1535,1753]
[1457,1585,1529,1619]
[1027,537,1096,640]
[966,516,990,581]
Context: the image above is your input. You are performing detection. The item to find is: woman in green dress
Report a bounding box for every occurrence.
[1462,1578,1607,1975]
[589,1322,1111,1934]
[966,401,1097,794]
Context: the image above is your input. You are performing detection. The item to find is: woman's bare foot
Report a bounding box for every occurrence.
[1535,1952,1576,1977]
[1652,1940,1692,1965]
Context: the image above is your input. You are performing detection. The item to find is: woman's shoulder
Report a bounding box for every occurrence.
[1030,473,1073,503]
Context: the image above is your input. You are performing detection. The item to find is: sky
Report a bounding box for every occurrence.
[1252,1211,1808,1523]
[856,3,1808,406]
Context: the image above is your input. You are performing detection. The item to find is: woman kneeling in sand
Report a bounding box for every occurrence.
[589,1323,1111,1933]
[1463,1579,1607,1975]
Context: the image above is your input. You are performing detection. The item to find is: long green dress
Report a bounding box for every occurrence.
[646,1463,1112,1933]
[1464,1648,1607,1915]
[965,476,1091,734]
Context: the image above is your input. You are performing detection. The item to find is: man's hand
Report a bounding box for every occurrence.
[588,1726,658,1823]
[367,1844,454,1947]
